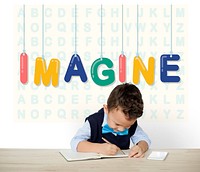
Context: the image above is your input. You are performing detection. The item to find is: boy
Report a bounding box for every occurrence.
[70,83,151,158]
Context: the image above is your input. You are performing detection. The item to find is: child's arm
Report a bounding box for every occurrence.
[77,140,120,155]
[129,140,149,158]
[129,125,151,158]
[71,120,120,155]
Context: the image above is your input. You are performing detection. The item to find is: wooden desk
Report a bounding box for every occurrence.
[0,149,200,172]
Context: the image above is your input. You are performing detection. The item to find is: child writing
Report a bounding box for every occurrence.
[70,83,151,158]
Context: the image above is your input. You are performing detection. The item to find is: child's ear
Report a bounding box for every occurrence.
[103,104,108,114]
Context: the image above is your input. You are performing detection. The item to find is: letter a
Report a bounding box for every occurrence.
[64,54,87,82]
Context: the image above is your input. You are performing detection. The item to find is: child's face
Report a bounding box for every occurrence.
[103,105,136,132]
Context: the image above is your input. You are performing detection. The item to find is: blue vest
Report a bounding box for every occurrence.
[85,108,138,149]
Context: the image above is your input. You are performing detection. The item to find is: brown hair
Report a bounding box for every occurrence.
[107,83,143,119]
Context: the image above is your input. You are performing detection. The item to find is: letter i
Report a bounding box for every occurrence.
[119,54,126,83]
[20,52,28,84]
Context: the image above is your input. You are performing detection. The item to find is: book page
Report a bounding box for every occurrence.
[59,149,101,162]
[99,149,130,158]
[60,149,130,162]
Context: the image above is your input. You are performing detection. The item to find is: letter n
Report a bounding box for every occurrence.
[133,56,155,85]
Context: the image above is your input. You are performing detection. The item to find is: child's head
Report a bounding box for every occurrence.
[104,83,143,131]
[107,83,143,119]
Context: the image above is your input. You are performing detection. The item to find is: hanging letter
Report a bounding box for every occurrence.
[91,57,115,86]
[160,54,180,82]
[34,57,60,87]
[20,52,28,84]
[64,54,87,82]
[133,56,155,85]
[119,54,126,83]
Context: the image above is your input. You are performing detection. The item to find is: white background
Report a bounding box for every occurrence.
[0,0,200,149]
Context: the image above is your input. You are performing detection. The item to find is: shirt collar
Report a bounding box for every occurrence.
[102,113,108,126]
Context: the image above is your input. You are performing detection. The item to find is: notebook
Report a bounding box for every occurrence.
[59,149,130,162]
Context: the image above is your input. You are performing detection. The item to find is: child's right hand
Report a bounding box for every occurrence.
[100,143,120,155]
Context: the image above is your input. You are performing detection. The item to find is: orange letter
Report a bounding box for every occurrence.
[133,56,155,85]
[34,57,60,87]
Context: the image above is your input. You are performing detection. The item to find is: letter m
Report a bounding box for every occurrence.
[34,57,60,87]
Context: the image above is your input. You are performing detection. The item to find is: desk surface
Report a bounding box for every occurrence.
[0,149,200,172]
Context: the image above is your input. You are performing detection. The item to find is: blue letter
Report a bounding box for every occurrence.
[64,54,87,82]
[160,54,180,82]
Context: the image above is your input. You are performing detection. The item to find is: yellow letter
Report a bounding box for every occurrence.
[34,57,60,87]
[133,56,155,85]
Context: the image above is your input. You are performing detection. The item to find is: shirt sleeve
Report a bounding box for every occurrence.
[70,120,91,151]
[130,125,151,147]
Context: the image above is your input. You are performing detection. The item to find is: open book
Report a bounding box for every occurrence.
[59,149,130,162]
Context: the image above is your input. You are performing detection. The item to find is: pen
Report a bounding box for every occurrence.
[102,137,125,155]
[102,137,111,144]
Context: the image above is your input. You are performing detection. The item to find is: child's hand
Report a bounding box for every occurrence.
[100,143,120,155]
[129,145,145,158]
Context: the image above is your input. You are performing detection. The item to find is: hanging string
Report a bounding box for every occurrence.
[64,4,87,83]
[42,4,44,59]
[23,5,25,53]
[136,4,139,57]
[121,4,124,55]
[170,4,173,57]
[74,4,77,55]
[119,4,126,83]
[100,4,103,58]
[20,4,28,84]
